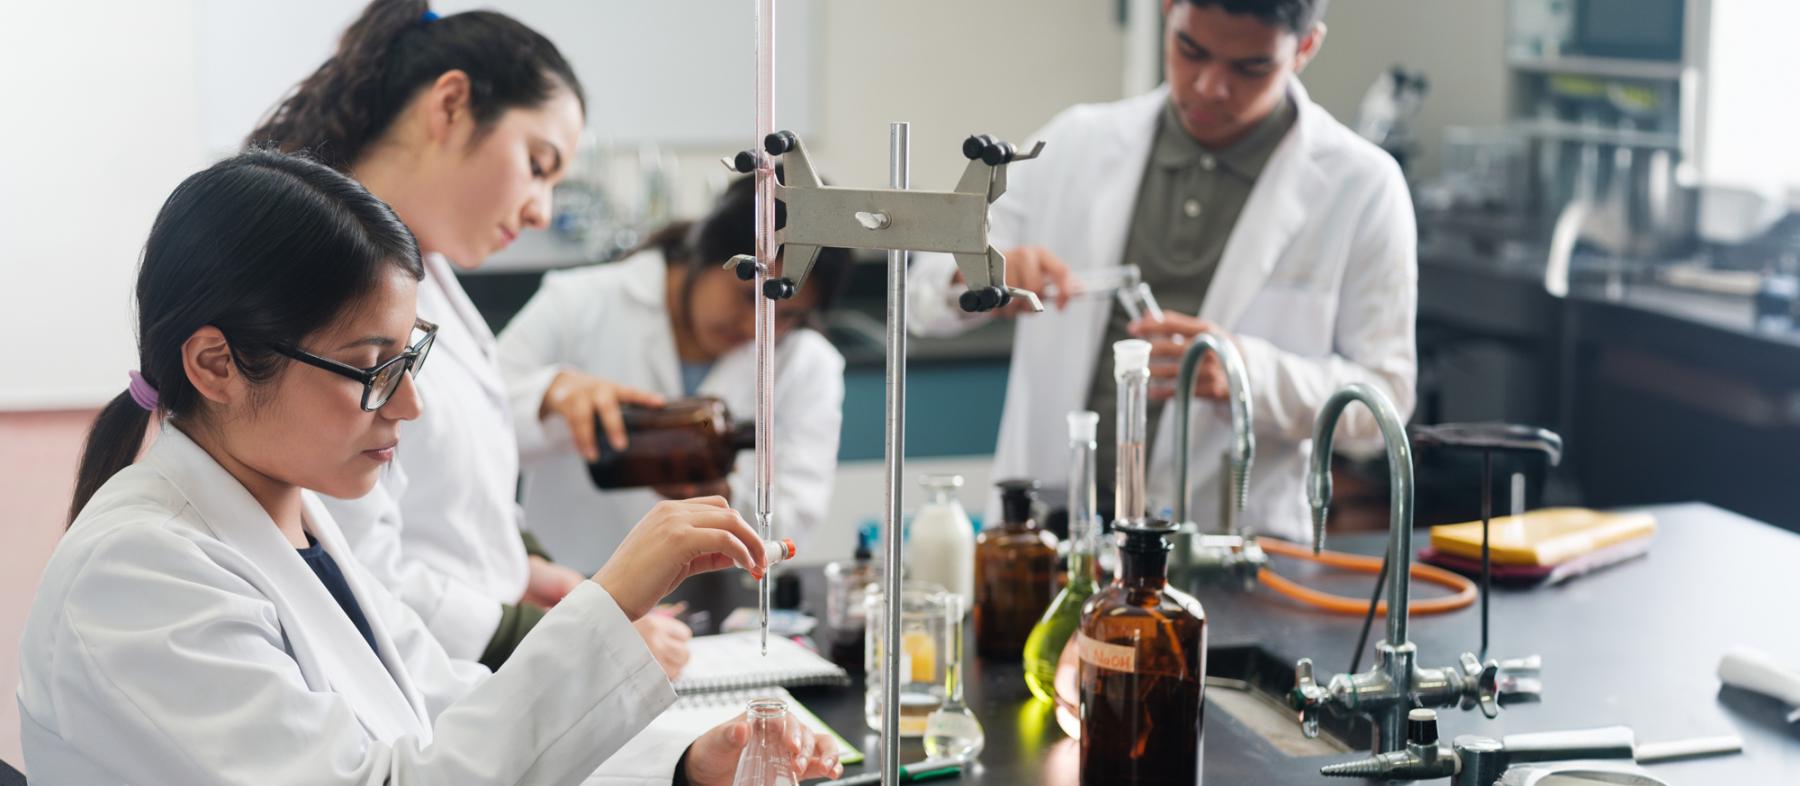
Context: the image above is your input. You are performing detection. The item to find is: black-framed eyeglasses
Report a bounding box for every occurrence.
[269,319,438,411]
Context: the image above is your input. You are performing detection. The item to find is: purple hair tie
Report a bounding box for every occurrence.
[127,371,159,412]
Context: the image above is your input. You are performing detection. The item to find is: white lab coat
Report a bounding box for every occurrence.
[16,425,692,785]
[320,252,558,661]
[909,80,1417,541]
[498,248,844,572]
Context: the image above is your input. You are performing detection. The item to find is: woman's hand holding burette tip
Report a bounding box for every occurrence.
[592,496,767,620]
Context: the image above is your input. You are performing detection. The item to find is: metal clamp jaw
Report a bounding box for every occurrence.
[721,130,1045,313]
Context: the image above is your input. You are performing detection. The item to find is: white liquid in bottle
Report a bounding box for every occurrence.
[908,474,976,604]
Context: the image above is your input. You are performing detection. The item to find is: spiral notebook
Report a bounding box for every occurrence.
[672,632,853,694]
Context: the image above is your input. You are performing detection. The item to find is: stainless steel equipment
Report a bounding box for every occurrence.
[1288,384,1542,755]
[1167,331,1265,589]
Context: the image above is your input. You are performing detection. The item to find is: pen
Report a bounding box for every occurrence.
[815,757,965,786]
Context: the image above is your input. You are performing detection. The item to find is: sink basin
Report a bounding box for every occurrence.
[1206,645,1369,757]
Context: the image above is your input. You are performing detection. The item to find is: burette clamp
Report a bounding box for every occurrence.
[725,254,767,281]
[721,128,1047,312]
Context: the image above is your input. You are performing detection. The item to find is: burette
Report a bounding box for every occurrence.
[750,0,776,656]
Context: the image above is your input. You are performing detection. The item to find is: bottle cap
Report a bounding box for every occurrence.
[854,521,878,560]
[995,478,1040,524]
[1114,517,1177,553]
[1067,410,1098,442]
[1113,339,1151,376]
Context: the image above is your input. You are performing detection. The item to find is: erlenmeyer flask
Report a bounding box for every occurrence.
[731,697,798,786]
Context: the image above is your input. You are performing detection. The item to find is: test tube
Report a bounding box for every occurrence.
[1114,339,1152,528]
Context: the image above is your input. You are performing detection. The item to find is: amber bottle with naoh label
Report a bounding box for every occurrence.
[1076,520,1206,785]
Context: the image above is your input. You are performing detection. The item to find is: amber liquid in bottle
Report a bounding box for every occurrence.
[1077,523,1207,786]
[585,396,755,489]
[974,479,1061,660]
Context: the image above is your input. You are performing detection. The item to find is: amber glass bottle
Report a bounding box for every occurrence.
[973,479,1060,660]
[1077,521,1207,785]
[585,396,755,489]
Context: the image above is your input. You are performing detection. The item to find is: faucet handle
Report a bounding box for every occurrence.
[1497,655,1544,706]
[1458,652,1502,719]
[1291,658,1327,738]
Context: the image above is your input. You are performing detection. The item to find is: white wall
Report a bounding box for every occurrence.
[0,0,1126,411]
[1300,0,1511,180]
[0,1,210,410]
[668,0,1129,212]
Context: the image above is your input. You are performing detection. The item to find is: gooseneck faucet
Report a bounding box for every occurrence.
[1288,383,1540,757]
[1169,331,1265,587]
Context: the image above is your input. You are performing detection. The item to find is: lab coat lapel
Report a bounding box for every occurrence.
[422,253,508,404]
[301,493,435,730]
[145,427,428,743]
[622,251,684,396]
[1089,90,1163,277]
[1057,89,1164,396]
[1199,78,1326,329]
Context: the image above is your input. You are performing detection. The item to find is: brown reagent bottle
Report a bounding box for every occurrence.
[585,396,755,490]
[973,479,1060,660]
[1077,519,1207,786]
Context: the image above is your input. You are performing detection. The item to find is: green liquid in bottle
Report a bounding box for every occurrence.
[1024,411,1103,703]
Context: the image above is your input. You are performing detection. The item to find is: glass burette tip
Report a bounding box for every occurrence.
[758,512,774,655]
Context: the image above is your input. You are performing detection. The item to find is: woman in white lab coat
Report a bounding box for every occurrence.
[247,0,689,673]
[498,173,849,571]
[18,151,840,784]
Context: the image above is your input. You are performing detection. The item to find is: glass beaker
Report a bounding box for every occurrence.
[730,697,798,786]
[864,582,951,736]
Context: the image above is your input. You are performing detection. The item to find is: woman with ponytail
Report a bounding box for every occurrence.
[247,0,704,681]
[17,151,840,784]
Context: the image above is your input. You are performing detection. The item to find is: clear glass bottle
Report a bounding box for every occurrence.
[731,697,799,786]
[1077,340,1207,786]
[923,593,985,761]
[1023,412,1103,705]
[908,474,976,605]
[585,396,755,489]
[974,479,1060,660]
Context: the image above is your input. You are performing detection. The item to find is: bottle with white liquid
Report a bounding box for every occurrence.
[908,474,976,605]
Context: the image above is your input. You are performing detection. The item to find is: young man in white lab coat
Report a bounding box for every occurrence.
[909,0,1417,542]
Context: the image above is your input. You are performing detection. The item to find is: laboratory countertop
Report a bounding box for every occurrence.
[667,502,1799,784]
[1418,221,1800,355]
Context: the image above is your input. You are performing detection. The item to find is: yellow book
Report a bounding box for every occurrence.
[1429,508,1656,566]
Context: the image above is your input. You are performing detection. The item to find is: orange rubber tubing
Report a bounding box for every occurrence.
[1254,536,1477,616]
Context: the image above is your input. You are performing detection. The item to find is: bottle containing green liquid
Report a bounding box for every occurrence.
[1022,410,1103,705]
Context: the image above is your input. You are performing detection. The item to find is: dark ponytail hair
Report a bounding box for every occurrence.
[678,170,854,326]
[68,150,424,524]
[247,0,586,171]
